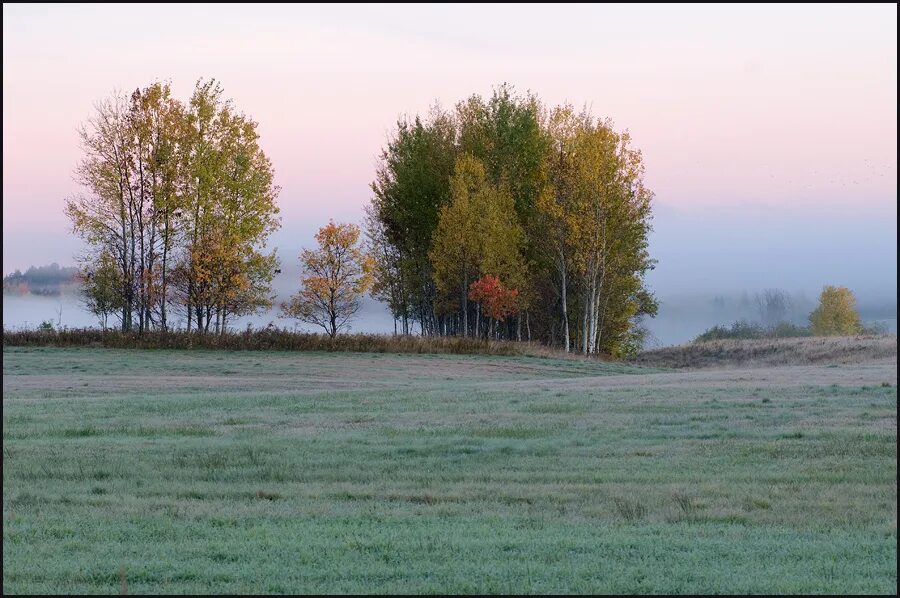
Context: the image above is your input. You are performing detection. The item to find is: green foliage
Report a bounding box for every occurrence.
[369,108,457,334]
[78,251,124,329]
[809,285,863,336]
[65,79,280,334]
[368,86,656,355]
[694,320,812,342]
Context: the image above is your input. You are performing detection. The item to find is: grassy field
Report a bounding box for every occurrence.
[3,347,896,594]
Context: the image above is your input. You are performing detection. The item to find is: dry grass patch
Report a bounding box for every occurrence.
[633,335,897,369]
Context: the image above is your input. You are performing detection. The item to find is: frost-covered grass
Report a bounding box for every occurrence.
[3,347,896,593]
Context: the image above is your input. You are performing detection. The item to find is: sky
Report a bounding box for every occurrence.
[3,3,897,308]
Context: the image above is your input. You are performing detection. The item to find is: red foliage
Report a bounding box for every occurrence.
[468,275,519,322]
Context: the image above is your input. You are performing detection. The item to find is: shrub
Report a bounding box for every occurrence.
[2,326,578,359]
[694,320,765,342]
[693,320,812,343]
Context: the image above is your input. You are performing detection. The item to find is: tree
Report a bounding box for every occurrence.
[755,289,792,328]
[364,204,408,334]
[370,108,457,335]
[281,221,374,339]
[429,154,526,337]
[468,275,519,338]
[178,79,281,333]
[536,104,582,351]
[534,106,656,355]
[66,90,138,331]
[809,286,862,336]
[78,251,124,329]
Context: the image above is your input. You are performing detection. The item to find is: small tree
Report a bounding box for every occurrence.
[468,275,519,339]
[809,285,862,336]
[79,251,124,330]
[281,221,374,339]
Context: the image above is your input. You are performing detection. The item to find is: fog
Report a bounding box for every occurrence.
[4,200,896,347]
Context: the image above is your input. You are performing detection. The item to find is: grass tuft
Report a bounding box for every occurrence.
[613,497,647,522]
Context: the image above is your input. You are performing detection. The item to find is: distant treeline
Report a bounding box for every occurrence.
[2,263,79,296]
[694,286,889,342]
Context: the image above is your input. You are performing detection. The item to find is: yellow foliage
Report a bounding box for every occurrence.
[809,286,862,336]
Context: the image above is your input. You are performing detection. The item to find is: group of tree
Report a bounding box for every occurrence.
[3,263,79,296]
[367,84,657,356]
[696,285,867,342]
[66,79,281,332]
[60,79,885,353]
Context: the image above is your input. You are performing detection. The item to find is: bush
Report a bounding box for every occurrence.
[694,320,765,342]
[861,321,890,336]
[769,322,812,338]
[693,320,811,343]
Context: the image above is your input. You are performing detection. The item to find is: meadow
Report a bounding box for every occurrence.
[2,346,897,594]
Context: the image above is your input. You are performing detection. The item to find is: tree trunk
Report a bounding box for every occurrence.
[475,302,480,338]
[461,277,468,337]
[560,250,570,352]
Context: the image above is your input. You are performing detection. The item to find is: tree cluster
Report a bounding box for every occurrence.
[367,84,657,356]
[3,263,79,296]
[66,80,281,332]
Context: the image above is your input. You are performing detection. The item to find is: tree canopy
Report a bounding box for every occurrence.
[65,79,281,333]
[367,84,656,355]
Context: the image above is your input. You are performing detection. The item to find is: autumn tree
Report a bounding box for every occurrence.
[809,286,862,336]
[429,154,526,337]
[66,79,280,334]
[177,79,281,333]
[282,221,374,339]
[468,275,520,339]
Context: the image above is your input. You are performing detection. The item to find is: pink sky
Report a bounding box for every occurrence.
[3,3,897,298]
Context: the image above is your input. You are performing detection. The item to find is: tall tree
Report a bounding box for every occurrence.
[66,91,138,331]
[67,79,280,333]
[429,154,526,337]
[176,79,281,333]
[535,104,583,351]
[364,204,408,334]
[370,107,457,335]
